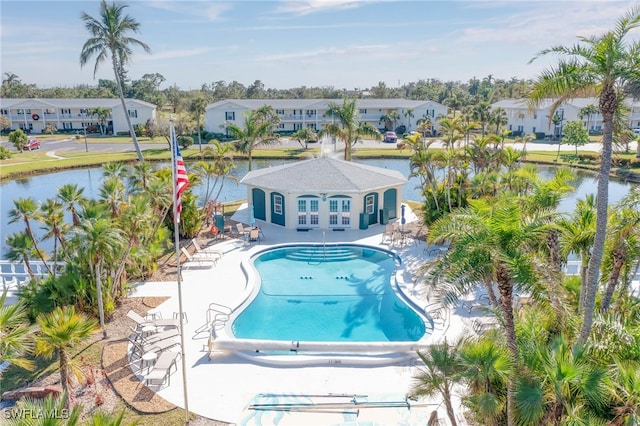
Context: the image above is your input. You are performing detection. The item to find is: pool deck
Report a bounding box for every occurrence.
[129,209,486,425]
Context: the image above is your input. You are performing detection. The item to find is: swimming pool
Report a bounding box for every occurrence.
[217,244,429,354]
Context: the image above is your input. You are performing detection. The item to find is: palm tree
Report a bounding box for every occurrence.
[291,127,318,149]
[80,0,151,162]
[0,289,34,376]
[87,106,111,135]
[189,95,208,152]
[489,107,508,134]
[9,197,52,275]
[321,98,381,161]
[227,109,279,171]
[607,360,640,425]
[600,206,640,311]
[197,140,237,204]
[39,198,69,276]
[57,183,85,227]
[529,7,640,344]
[404,107,415,130]
[578,104,599,134]
[5,232,37,279]
[75,218,124,339]
[411,339,463,426]
[558,195,597,310]
[458,332,509,426]
[473,101,491,136]
[35,306,98,408]
[427,196,555,425]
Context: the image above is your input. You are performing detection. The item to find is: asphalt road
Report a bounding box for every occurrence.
[1,135,636,155]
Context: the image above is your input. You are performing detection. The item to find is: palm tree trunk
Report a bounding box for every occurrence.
[601,247,625,312]
[59,348,71,408]
[545,229,565,315]
[483,277,500,309]
[579,89,615,345]
[496,265,518,426]
[112,54,144,162]
[578,253,589,311]
[24,220,52,275]
[443,387,458,426]
[95,262,107,339]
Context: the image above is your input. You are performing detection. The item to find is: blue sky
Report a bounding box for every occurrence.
[1,1,638,91]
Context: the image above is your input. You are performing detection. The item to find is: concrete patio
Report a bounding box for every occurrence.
[127,207,488,425]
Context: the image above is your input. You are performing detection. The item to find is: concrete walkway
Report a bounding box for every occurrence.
[127,208,485,425]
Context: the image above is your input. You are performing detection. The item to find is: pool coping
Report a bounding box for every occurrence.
[211,242,435,360]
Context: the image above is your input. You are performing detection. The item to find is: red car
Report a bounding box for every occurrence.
[24,139,41,151]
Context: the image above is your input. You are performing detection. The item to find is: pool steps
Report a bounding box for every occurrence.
[284,246,360,262]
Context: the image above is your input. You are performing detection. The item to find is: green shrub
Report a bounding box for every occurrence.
[0,146,13,159]
[177,135,193,149]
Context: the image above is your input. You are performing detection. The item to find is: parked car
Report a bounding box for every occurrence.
[24,139,41,151]
[383,131,397,143]
[633,128,640,135]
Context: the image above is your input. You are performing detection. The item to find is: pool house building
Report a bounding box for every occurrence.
[240,157,407,231]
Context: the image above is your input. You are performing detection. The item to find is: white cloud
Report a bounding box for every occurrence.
[274,0,365,16]
[138,47,214,61]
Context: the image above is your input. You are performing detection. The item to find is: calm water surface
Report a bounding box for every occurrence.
[1,158,635,258]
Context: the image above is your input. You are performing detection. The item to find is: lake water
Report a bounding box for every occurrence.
[0,158,635,258]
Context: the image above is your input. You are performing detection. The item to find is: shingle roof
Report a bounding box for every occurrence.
[240,157,407,193]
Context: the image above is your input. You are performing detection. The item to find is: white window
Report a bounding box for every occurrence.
[341,200,351,225]
[274,194,283,215]
[305,109,316,116]
[306,123,317,130]
[310,199,319,225]
[293,123,302,130]
[0,109,7,115]
[225,111,235,120]
[276,109,285,115]
[278,123,285,129]
[360,109,367,114]
[298,199,307,225]
[128,109,138,118]
[61,108,71,114]
[329,200,338,225]
[365,195,375,215]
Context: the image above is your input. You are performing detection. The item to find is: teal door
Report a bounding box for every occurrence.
[383,188,397,219]
[252,188,266,220]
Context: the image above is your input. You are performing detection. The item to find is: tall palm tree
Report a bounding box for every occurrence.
[321,98,381,161]
[473,101,492,136]
[197,140,237,204]
[39,198,69,276]
[87,106,111,135]
[35,306,98,408]
[227,109,279,171]
[0,289,34,376]
[189,95,208,152]
[404,107,415,130]
[411,339,463,426]
[529,7,640,344]
[578,104,599,134]
[9,197,52,274]
[427,196,555,426]
[75,218,124,339]
[80,0,151,162]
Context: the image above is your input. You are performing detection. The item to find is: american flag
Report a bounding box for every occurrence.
[171,123,189,222]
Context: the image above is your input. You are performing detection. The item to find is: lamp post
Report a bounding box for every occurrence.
[81,112,88,152]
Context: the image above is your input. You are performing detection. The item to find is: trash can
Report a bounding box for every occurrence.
[214,214,225,237]
[359,212,369,230]
[379,208,389,225]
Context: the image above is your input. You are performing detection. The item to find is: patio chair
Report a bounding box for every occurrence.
[381,224,395,244]
[180,247,217,267]
[129,326,179,345]
[191,239,224,261]
[145,350,180,386]
[248,228,260,245]
[128,334,180,360]
[126,310,180,331]
[232,223,249,240]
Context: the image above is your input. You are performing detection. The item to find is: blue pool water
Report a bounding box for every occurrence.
[232,245,427,342]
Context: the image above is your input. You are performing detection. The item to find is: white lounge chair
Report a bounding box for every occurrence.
[126,310,180,331]
[180,247,217,267]
[248,228,260,245]
[381,224,395,244]
[145,350,179,386]
[191,239,224,260]
[129,335,180,360]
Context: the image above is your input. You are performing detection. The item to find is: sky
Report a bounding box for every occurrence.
[1,0,638,92]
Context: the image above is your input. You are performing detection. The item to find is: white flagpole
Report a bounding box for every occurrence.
[170,120,191,423]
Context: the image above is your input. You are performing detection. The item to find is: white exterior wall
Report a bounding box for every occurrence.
[110,101,155,134]
[0,99,155,135]
[247,186,403,230]
[205,100,448,135]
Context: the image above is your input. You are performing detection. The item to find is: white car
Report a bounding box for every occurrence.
[633,128,640,135]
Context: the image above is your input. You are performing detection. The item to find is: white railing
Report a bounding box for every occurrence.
[0,261,65,295]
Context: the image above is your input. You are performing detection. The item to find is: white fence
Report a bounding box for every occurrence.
[0,260,65,294]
